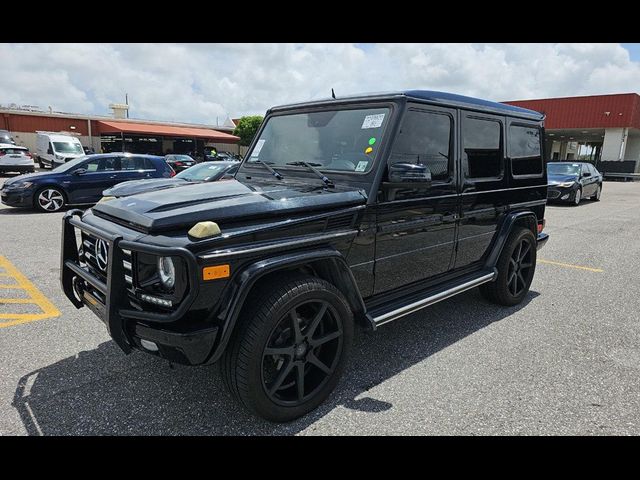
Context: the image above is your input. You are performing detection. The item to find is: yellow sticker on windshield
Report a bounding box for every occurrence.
[365,147,373,154]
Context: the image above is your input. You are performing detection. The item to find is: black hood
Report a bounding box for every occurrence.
[92,179,367,233]
[104,178,191,198]
[548,174,579,185]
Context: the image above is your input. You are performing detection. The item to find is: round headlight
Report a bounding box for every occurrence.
[157,256,176,290]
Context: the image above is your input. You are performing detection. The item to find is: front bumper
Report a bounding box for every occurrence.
[536,232,549,250]
[0,188,34,208]
[547,185,578,202]
[60,209,217,365]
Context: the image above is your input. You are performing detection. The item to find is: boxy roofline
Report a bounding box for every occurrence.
[268,90,544,121]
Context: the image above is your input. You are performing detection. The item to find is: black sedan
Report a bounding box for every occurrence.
[547,162,603,205]
[102,160,239,199]
[165,154,196,172]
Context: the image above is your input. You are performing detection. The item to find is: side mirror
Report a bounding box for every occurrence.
[388,163,432,184]
[72,168,87,175]
[47,147,53,155]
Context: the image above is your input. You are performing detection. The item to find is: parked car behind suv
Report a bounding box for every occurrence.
[547,161,602,205]
[60,90,549,421]
[164,154,196,172]
[103,160,239,199]
[1,153,173,212]
[0,143,35,174]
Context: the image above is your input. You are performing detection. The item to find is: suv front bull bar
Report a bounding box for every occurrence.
[60,209,201,354]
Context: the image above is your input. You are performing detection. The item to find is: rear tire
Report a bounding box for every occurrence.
[221,274,353,422]
[591,184,601,201]
[480,227,537,306]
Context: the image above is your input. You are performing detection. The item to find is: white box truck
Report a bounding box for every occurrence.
[34,132,85,169]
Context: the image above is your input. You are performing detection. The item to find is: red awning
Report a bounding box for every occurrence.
[96,120,240,144]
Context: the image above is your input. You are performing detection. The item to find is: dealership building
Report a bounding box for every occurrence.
[506,93,640,174]
[0,103,240,157]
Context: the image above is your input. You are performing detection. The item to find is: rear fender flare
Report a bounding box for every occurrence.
[484,211,537,270]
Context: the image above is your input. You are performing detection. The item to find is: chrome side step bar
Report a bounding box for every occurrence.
[372,271,496,327]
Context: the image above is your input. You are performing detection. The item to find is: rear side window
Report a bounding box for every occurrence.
[121,157,154,170]
[509,125,543,177]
[463,116,503,179]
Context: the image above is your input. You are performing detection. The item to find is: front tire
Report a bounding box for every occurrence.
[572,188,582,206]
[35,187,66,212]
[480,227,537,306]
[221,274,354,422]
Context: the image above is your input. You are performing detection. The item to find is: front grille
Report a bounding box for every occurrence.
[547,189,561,199]
[77,231,135,298]
[80,233,108,281]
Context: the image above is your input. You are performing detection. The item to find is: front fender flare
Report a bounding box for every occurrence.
[208,248,366,363]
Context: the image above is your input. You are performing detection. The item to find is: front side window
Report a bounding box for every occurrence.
[463,116,503,179]
[388,109,452,182]
[509,125,542,177]
[246,107,390,173]
[83,156,120,172]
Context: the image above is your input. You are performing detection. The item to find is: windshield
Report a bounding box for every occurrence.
[166,155,193,161]
[51,156,89,172]
[548,163,581,176]
[53,142,83,154]
[176,162,230,181]
[245,107,390,173]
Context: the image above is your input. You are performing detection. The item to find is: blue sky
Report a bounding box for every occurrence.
[2,43,640,124]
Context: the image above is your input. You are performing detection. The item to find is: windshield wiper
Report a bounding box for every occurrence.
[253,160,284,180]
[286,161,334,188]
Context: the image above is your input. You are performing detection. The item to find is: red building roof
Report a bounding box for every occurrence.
[96,120,240,143]
[504,93,640,130]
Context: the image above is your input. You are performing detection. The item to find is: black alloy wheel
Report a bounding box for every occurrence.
[480,227,537,306]
[506,237,534,297]
[221,274,353,422]
[261,299,343,406]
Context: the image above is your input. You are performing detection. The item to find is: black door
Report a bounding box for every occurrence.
[580,163,597,196]
[455,112,507,269]
[373,105,458,294]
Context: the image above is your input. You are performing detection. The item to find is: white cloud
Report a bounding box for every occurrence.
[1,43,639,125]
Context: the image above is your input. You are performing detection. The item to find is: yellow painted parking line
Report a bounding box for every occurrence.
[0,256,60,328]
[538,258,603,273]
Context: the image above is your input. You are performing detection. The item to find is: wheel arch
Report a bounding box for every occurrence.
[484,211,537,269]
[208,248,367,364]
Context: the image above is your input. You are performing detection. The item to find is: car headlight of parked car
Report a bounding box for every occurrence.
[558,181,575,188]
[5,181,33,190]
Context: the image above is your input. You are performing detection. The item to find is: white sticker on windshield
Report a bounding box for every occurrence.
[355,161,369,172]
[361,114,385,129]
[251,139,266,157]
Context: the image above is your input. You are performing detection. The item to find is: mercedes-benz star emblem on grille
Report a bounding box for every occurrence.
[95,239,109,272]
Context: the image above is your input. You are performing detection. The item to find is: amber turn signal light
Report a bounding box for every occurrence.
[203,264,230,281]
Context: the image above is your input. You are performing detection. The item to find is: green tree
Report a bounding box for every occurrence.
[233,115,264,146]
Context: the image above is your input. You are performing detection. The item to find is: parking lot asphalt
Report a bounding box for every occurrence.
[1,172,639,435]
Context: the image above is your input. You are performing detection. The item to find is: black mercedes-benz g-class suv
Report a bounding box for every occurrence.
[61,90,549,421]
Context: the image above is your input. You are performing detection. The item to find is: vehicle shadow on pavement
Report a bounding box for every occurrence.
[12,289,539,435]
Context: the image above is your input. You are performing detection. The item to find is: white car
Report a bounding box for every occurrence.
[0,143,35,174]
